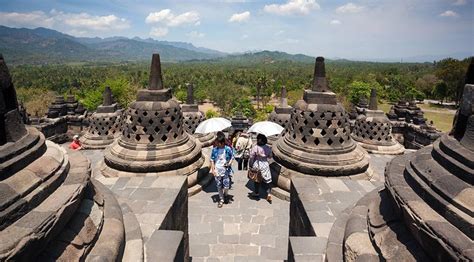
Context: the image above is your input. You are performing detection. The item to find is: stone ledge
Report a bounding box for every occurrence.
[146,230,185,262]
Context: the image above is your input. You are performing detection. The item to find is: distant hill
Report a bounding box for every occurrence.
[216,50,315,64]
[0,26,319,65]
[0,26,224,64]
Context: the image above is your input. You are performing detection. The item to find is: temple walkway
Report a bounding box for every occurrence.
[188,166,290,262]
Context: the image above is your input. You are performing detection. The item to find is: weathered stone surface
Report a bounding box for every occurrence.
[352,88,405,155]
[0,54,125,262]
[273,57,372,178]
[323,60,474,262]
[81,86,123,149]
[101,53,206,178]
[181,83,214,147]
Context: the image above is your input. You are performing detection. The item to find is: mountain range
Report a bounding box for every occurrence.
[0,26,470,65]
[0,26,314,65]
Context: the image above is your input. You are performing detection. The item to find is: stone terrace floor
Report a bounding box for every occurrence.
[189,167,290,262]
[71,145,400,262]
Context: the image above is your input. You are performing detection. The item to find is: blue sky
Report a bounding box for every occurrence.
[0,0,472,59]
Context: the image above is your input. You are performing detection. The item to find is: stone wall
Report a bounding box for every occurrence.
[287,177,381,261]
[390,121,441,149]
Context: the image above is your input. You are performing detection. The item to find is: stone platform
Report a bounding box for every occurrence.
[77,147,396,262]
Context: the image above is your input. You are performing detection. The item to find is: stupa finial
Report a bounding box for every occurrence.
[369,88,378,110]
[312,57,329,92]
[186,83,194,104]
[103,86,113,106]
[148,53,164,90]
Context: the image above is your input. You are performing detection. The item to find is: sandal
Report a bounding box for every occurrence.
[266,195,272,204]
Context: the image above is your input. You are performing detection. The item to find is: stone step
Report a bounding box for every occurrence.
[405,147,472,237]
[0,141,68,230]
[0,147,90,261]
[0,127,46,177]
[86,180,126,261]
[340,189,379,261]
[120,201,144,262]
[438,135,474,171]
[367,189,428,261]
[39,183,105,260]
[385,156,473,261]
[432,138,473,184]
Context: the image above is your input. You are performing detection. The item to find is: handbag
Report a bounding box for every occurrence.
[242,138,251,159]
[247,160,262,183]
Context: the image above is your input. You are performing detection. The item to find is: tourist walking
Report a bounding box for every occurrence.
[210,131,234,208]
[249,134,273,204]
[234,132,252,170]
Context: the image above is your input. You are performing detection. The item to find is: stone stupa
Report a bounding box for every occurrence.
[352,88,405,154]
[181,83,214,147]
[100,54,205,182]
[326,60,474,261]
[268,85,292,132]
[273,57,372,179]
[80,86,123,149]
[47,95,68,118]
[0,54,125,261]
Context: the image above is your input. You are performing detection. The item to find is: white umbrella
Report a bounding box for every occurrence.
[248,121,284,137]
[195,117,232,134]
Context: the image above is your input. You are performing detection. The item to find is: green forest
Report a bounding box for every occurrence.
[11,57,471,121]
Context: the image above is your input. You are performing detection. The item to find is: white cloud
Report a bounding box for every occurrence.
[336,3,365,14]
[52,11,130,31]
[150,27,169,37]
[453,0,467,5]
[285,38,300,44]
[146,9,200,27]
[228,11,250,23]
[275,30,285,36]
[264,0,319,15]
[0,11,54,28]
[440,10,458,17]
[330,19,341,25]
[187,31,205,38]
[0,10,130,32]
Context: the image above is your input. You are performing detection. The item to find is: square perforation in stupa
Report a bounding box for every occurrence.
[288,109,351,147]
[89,115,121,136]
[354,120,392,142]
[122,107,185,144]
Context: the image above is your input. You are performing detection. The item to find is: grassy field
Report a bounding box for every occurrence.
[379,102,454,133]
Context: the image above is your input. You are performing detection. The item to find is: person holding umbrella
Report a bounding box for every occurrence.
[210,131,234,208]
[248,134,273,204]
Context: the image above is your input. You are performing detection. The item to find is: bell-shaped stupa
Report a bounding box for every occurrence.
[273,57,372,178]
[269,86,292,132]
[80,86,123,149]
[0,54,125,261]
[181,83,214,147]
[352,88,405,154]
[326,59,474,261]
[100,54,205,179]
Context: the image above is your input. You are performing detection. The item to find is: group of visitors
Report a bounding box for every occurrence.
[210,130,273,208]
[71,130,273,209]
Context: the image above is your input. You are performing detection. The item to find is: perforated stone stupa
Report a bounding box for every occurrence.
[100,54,205,180]
[326,61,474,261]
[181,83,214,147]
[269,86,292,132]
[0,54,125,261]
[352,88,404,154]
[273,57,372,178]
[80,86,123,149]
